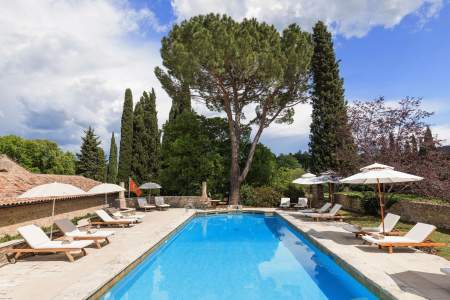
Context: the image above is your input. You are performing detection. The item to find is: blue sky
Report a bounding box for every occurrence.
[0,0,449,155]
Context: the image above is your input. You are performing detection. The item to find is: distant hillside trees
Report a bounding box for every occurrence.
[0,135,76,174]
[309,21,357,176]
[117,88,134,185]
[106,132,118,183]
[76,127,106,181]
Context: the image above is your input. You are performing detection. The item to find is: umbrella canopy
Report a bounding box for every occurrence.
[18,182,86,198]
[340,163,423,233]
[292,173,317,185]
[88,183,126,194]
[139,182,162,190]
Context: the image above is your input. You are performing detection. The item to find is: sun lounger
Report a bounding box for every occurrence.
[7,224,93,263]
[137,197,156,212]
[279,197,290,209]
[155,197,170,210]
[111,211,144,222]
[302,204,343,221]
[299,202,331,215]
[293,197,308,209]
[90,210,137,228]
[441,268,450,275]
[344,213,401,237]
[54,219,114,249]
[362,222,446,254]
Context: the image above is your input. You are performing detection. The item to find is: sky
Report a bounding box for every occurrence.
[1,0,449,155]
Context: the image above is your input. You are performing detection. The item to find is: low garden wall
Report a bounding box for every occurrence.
[0,193,118,236]
[122,196,207,209]
[334,193,450,230]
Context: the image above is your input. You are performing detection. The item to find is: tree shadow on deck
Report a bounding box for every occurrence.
[389,270,450,300]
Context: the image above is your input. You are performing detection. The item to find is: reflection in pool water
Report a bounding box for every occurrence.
[101,213,378,300]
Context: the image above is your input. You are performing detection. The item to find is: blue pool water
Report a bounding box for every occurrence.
[100,213,378,300]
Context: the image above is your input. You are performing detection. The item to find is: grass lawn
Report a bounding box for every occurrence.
[341,210,450,260]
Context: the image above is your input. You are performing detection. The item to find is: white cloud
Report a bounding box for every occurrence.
[0,0,172,153]
[171,0,443,37]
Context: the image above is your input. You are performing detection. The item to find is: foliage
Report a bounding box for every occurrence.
[294,150,311,171]
[106,132,118,183]
[348,97,449,200]
[118,88,134,185]
[245,144,277,187]
[276,154,301,169]
[131,100,147,183]
[309,21,358,176]
[0,135,76,174]
[158,14,313,204]
[143,89,161,180]
[160,111,226,196]
[241,185,283,207]
[272,167,305,193]
[76,127,105,181]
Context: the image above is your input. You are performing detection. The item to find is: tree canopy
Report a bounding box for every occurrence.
[106,132,118,183]
[118,88,134,185]
[0,135,76,174]
[158,14,313,204]
[76,127,106,181]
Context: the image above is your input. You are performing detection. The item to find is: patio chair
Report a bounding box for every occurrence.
[137,197,156,212]
[111,210,144,222]
[155,196,170,210]
[90,210,137,228]
[362,222,446,254]
[298,202,332,215]
[344,213,401,238]
[54,219,114,249]
[279,197,290,209]
[302,204,344,221]
[7,224,93,263]
[293,197,308,209]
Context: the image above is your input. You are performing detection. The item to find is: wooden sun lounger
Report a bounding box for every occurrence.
[91,210,136,228]
[362,223,447,254]
[54,219,114,249]
[8,246,87,263]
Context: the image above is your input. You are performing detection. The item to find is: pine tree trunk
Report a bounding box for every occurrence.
[229,131,241,206]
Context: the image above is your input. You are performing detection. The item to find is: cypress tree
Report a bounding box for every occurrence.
[76,127,104,181]
[117,88,134,185]
[106,132,118,183]
[420,126,435,155]
[131,100,148,183]
[309,21,357,175]
[143,89,160,180]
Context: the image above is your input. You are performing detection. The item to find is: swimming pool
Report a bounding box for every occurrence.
[100,213,378,300]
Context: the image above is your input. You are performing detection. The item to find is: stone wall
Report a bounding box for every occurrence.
[334,193,450,230]
[0,193,118,236]
[121,196,206,209]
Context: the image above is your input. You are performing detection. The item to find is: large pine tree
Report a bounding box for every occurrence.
[106,132,118,183]
[76,127,105,181]
[117,88,134,185]
[309,21,357,175]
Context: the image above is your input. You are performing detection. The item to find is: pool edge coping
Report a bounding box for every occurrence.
[87,209,395,300]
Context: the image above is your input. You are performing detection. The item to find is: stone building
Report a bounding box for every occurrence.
[0,155,116,235]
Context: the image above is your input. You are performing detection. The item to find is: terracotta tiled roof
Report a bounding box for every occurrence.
[0,155,101,207]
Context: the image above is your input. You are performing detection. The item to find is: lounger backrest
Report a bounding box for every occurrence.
[280,198,290,206]
[17,224,50,248]
[298,197,308,207]
[96,209,113,222]
[404,223,436,242]
[137,197,148,208]
[381,213,401,232]
[318,202,332,213]
[155,197,164,206]
[329,204,342,216]
[54,219,78,234]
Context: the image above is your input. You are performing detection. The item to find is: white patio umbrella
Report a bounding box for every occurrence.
[340,163,423,233]
[139,182,162,190]
[314,170,340,204]
[292,173,317,207]
[18,182,87,239]
[88,183,126,205]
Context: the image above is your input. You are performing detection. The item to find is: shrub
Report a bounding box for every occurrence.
[241,185,282,207]
[284,183,305,202]
[361,191,380,215]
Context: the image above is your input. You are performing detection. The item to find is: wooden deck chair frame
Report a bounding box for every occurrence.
[6,247,87,263]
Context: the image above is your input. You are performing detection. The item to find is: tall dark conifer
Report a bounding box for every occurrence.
[143,89,160,180]
[106,132,118,183]
[117,89,134,185]
[309,21,357,175]
[131,100,147,183]
[76,127,105,181]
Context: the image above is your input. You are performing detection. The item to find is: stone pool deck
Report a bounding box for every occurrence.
[277,211,450,300]
[0,208,196,300]
[0,208,449,300]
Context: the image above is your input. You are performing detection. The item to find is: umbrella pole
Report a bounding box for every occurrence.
[50,198,55,240]
[377,179,385,234]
